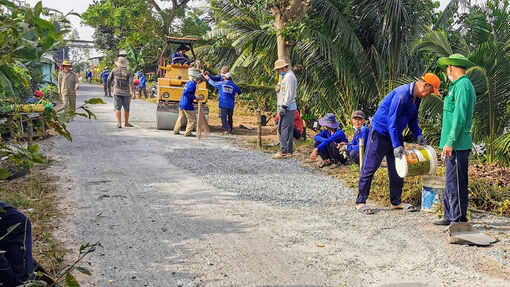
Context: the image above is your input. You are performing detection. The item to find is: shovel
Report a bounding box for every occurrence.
[447,222,497,246]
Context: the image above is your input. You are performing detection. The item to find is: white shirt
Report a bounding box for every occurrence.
[277,69,297,110]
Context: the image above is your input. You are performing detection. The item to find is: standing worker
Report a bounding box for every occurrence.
[86,69,92,83]
[137,71,148,99]
[355,73,441,214]
[205,72,241,135]
[100,68,111,97]
[434,54,476,226]
[107,57,134,128]
[173,74,206,136]
[272,59,298,159]
[205,66,230,82]
[57,60,79,117]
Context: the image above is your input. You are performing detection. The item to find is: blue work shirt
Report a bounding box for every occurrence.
[207,79,241,109]
[100,70,109,83]
[179,80,197,110]
[138,74,146,88]
[86,70,92,77]
[209,74,223,82]
[371,82,422,148]
[314,128,348,151]
[26,97,39,104]
[347,125,370,152]
[172,52,189,65]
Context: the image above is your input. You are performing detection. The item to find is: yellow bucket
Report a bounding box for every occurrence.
[395,145,438,178]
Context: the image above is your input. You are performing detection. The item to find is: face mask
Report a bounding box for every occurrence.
[280,72,285,76]
[447,67,454,82]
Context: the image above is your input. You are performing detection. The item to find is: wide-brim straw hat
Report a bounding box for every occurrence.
[318,113,339,129]
[61,60,72,66]
[115,57,129,68]
[437,54,475,69]
[273,59,289,70]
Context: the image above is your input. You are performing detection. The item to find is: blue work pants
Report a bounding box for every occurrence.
[220,107,234,134]
[0,204,34,286]
[356,127,404,206]
[443,150,470,222]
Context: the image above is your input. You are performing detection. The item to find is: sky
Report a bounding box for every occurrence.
[26,0,461,41]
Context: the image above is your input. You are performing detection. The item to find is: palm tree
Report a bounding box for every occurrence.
[412,0,510,166]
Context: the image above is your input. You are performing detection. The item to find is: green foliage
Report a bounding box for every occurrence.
[40,84,61,103]
[469,178,510,217]
[0,0,69,97]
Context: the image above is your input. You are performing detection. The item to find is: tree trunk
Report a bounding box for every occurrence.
[273,13,292,68]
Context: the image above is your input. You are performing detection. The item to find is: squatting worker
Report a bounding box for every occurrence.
[0,201,34,286]
[205,72,241,135]
[174,74,206,136]
[356,73,441,214]
[434,54,476,226]
[272,59,298,159]
[338,110,369,165]
[310,113,348,167]
[107,57,134,128]
[57,60,79,115]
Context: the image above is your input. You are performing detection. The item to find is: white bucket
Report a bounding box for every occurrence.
[188,68,200,79]
[421,176,445,212]
[395,145,438,178]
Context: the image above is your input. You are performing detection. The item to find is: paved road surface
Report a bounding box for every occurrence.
[43,83,510,286]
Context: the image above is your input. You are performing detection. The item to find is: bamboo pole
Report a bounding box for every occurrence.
[257,109,262,148]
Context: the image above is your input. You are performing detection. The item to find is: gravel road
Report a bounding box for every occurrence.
[43,83,510,287]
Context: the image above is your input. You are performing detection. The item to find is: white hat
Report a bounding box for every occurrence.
[223,72,233,80]
[115,57,129,68]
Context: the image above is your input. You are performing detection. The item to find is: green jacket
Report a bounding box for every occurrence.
[439,75,476,150]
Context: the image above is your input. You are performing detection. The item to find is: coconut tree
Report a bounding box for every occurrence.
[411,0,510,166]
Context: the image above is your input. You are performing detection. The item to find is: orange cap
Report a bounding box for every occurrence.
[422,73,441,96]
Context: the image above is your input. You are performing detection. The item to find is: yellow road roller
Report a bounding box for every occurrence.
[155,36,209,130]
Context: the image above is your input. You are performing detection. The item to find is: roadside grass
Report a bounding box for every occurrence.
[0,170,67,275]
[259,136,510,217]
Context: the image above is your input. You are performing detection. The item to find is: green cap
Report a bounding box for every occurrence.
[437,54,475,69]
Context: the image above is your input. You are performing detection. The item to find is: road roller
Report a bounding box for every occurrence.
[156,36,209,130]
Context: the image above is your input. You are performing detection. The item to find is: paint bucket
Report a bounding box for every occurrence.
[421,176,445,212]
[395,145,438,178]
[188,68,200,79]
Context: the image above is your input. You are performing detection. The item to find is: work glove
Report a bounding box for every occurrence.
[393,146,406,159]
[279,106,287,117]
[416,135,427,145]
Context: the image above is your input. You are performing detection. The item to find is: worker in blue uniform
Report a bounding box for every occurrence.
[339,110,369,165]
[100,68,111,97]
[356,73,441,214]
[0,201,34,286]
[171,45,190,65]
[173,74,205,136]
[309,113,349,167]
[205,72,241,135]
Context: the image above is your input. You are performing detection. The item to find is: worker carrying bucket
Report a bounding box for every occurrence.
[355,73,441,215]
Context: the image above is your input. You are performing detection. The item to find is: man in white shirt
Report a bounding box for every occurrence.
[272,59,298,159]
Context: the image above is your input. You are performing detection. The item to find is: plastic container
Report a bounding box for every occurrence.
[188,68,201,79]
[421,176,445,212]
[395,145,438,178]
